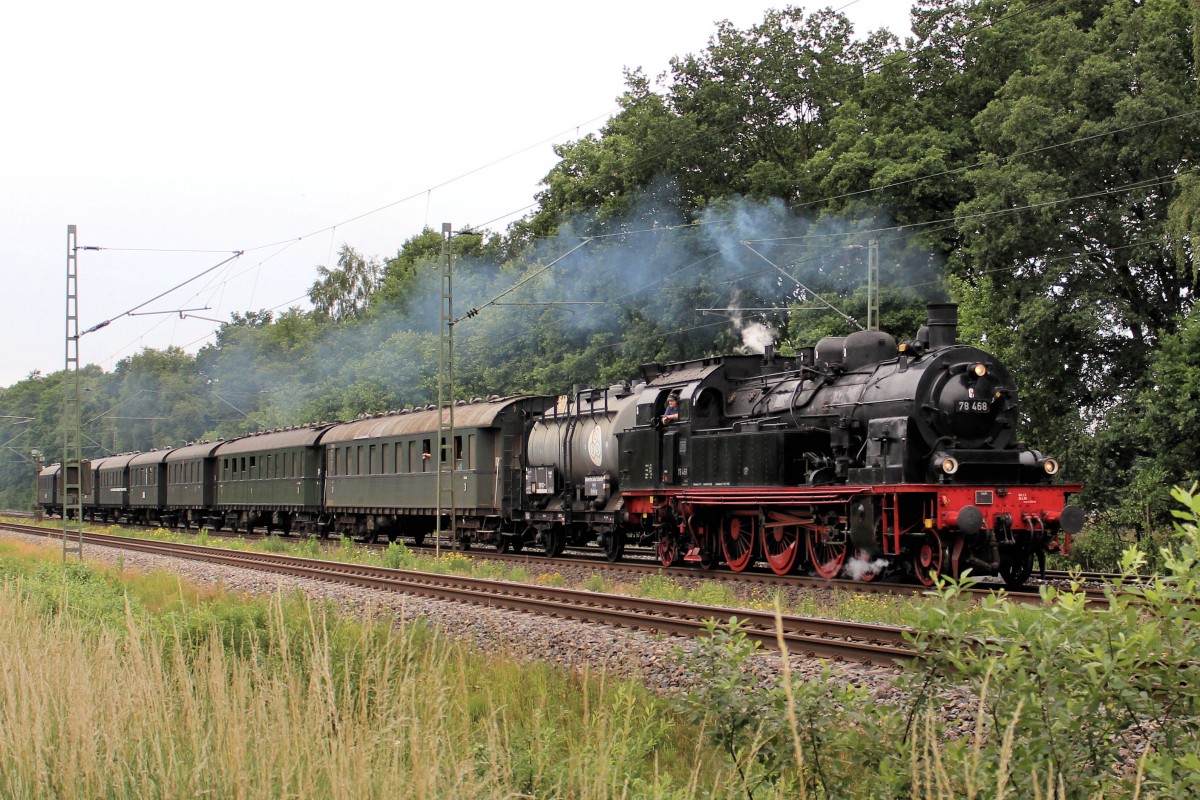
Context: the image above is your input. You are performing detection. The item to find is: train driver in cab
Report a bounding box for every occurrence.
[661,394,680,426]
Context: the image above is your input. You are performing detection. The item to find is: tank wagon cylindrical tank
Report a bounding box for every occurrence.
[523,383,642,558]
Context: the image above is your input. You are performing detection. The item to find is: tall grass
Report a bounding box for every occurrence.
[0,541,731,799]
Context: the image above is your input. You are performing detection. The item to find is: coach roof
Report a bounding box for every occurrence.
[214,425,336,456]
[321,397,537,444]
[165,441,226,462]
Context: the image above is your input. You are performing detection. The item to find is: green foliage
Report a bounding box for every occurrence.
[308,244,381,322]
[674,487,1200,797]
[259,534,288,552]
[1063,508,1178,573]
[380,539,413,570]
[636,574,688,602]
[582,573,610,593]
[673,618,906,798]
[903,483,1200,798]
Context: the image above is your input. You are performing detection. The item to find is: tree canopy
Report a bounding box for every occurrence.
[3,1,1197,522]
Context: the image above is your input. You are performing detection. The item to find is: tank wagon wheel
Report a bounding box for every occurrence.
[762,524,801,576]
[912,530,944,587]
[412,531,426,547]
[806,527,847,580]
[720,516,755,573]
[494,536,510,554]
[601,531,624,563]
[544,525,566,558]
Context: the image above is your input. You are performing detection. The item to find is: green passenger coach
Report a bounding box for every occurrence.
[213,425,334,534]
[321,397,545,546]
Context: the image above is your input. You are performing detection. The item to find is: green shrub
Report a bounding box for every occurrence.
[381,540,412,569]
[1063,508,1178,573]
[582,573,610,593]
[673,486,1200,797]
[902,483,1200,798]
[260,533,288,552]
[672,617,906,798]
[637,574,686,602]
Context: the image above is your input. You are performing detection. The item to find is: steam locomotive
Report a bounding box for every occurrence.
[38,304,1082,588]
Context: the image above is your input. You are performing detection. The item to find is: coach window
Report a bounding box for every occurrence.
[369,445,377,475]
[421,439,432,472]
[381,443,390,474]
[453,436,464,470]
[468,434,476,469]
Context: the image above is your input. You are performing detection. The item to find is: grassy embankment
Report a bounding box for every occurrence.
[6,516,921,626]
[0,536,733,798]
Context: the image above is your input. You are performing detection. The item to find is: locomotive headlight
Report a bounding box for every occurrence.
[1041,458,1060,475]
[973,363,988,377]
[940,456,960,475]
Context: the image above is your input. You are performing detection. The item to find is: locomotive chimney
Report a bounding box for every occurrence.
[925,303,959,349]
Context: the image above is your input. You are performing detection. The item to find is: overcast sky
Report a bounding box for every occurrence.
[0,0,913,388]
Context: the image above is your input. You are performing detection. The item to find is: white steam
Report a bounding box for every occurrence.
[728,292,778,355]
[842,555,889,581]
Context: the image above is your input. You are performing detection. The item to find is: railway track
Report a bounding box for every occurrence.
[6,513,1114,608]
[393,541,1116,606]
[0,520,915,666]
